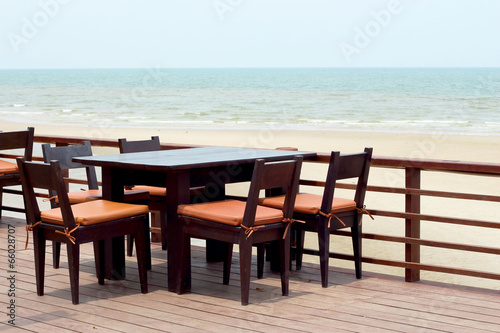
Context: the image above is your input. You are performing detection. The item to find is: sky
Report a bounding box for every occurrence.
[1,0,499,69]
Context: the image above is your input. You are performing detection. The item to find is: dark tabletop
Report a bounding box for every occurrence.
[73,146,316,171]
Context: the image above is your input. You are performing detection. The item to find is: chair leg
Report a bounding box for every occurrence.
[295,229,305,270]
[265,242,271,262]
[0,187,3,218]
[239,241,253,306]
[126,234,134,257]
[67,242,80,305]
[145,217,152,271]
[223,243,233,285]
[52,241,61,269]
[318,225,330,288]
[280,236,291,297]
[279,233,290,296]
[159,210,167,251]
[134,219,149,294]
[125,226,152,271]
[33,228,46,297]
[352,222,362,279]
[93,240,105,285]
[256,243,265,279]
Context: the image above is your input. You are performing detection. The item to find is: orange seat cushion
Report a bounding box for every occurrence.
[178,199,283,226]
[41,200,149,226]
[0,160,18,175]
[132,185,167,197]
[259,193,356,215]
[64,189,102,204]
[57,189,148,204]
[123,189,150,201]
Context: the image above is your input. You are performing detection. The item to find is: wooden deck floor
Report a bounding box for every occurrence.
[1,214,500,333]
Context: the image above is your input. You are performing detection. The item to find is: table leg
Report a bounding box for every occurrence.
[101,167,127,280]
[166,171,191,293]
[111,236,126,279]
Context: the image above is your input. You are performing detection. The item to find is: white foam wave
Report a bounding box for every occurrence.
[117,116,148,120]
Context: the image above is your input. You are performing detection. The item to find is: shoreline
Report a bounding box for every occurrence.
[4,115,500,138]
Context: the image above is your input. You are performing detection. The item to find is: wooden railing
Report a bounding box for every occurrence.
[327,154,500,283]
[2,134,499,285]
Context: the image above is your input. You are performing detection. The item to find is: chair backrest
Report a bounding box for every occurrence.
[321,147,373,212]
[118,136,161,153]
[0,127,34,160]
[17,158,76,229]
[42,141,98,189]
[243,156,303,228]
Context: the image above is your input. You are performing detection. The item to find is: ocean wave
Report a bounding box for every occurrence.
[413,120,470,124]
[182,111,212,117]
[5,110,45,115]
[117,116,149,120]
[13,104,25,107]
[223,120,250,125]
[132,119,214,124]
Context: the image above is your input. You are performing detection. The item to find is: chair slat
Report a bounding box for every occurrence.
[337,153,369,180]
[0,128,34,157]
[119,136,161,153]
[42,141,94,170]
[258,160,297,190]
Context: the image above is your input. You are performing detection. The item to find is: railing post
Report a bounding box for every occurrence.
[405,167,421,282]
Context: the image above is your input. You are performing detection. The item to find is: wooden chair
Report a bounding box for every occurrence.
[0,127,34,218]
[259,148,373,287]
[177,157,303,305]
[42,141,150,268]
[118,136,168,252]
[17,158,150,304]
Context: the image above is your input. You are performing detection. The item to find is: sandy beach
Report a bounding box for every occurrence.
[3,119,499,162]
[2,119,500,290]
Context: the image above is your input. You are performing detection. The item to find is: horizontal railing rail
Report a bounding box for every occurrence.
[1,134,499,286]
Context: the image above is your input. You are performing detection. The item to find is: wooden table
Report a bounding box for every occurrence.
[74,146,316,292]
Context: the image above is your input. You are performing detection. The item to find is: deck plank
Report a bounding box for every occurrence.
[1,214,499,333]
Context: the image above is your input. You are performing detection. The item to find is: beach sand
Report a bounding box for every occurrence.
[2,120,500,290]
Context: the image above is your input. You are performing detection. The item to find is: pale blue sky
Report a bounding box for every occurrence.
[1,0,499,69]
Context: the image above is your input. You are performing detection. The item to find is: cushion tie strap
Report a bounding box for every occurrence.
[282,218,305,239]
[25,221,42,249]
[42,196,56,202]
[241,225,265,240]
[356,205,374,225]
[55,224,80,245]
[319,211,345,228]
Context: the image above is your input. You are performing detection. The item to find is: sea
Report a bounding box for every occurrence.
[1,67,499,135]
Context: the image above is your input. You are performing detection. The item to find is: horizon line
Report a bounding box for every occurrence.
[1,66,500,70]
